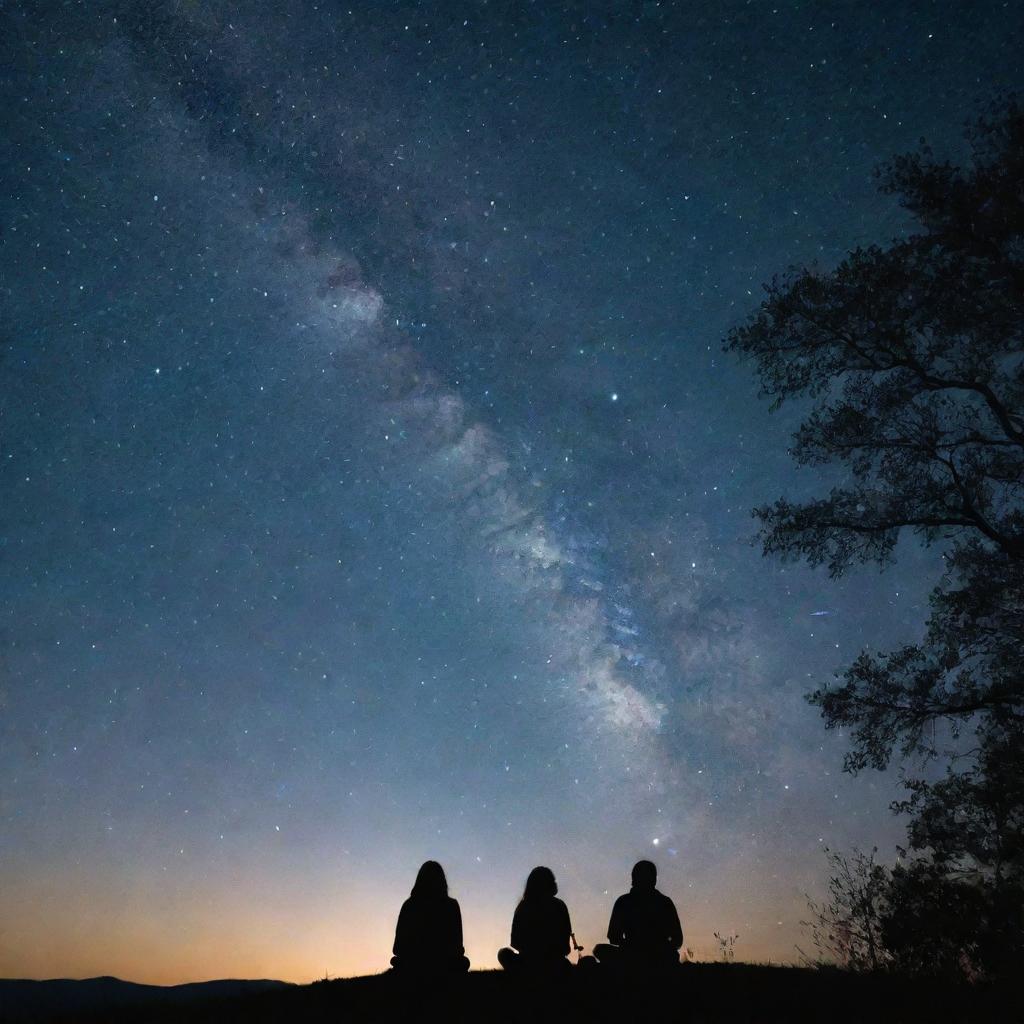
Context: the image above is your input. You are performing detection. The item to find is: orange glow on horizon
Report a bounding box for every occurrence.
[0,855,803,984]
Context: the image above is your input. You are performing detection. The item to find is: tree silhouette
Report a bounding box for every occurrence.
[799,847,891,972]
[727,96,1024,977]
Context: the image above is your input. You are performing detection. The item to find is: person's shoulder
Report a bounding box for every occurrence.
[656,889,678,908]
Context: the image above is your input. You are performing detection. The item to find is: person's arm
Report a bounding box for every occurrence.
[667,897,683,950]
[560,900,572,956]
[510,903,525,952]
[607,895,626,945]
[393,900,409,957]
[452,899,466,955]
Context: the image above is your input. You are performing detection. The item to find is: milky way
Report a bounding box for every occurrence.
[2,0,1021,982]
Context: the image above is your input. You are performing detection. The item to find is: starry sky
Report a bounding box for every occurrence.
[2,0,1021,984]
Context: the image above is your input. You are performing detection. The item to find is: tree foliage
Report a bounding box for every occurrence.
[800,847,892,972]
[727,96,1024,978]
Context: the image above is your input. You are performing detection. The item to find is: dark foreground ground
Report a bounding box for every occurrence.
[2,964,1020,1024]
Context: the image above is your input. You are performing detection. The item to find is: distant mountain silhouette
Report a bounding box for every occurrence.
[1,965,1019,1024]
[0,976,290,1022]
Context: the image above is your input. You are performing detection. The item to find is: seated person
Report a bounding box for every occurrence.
[593,860,682,970]
[390,861,471,975]
[498,866,573,975]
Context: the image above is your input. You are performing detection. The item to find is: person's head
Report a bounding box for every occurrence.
[631,860,657,890]
[522,865,558,901]
[411,860,448,899]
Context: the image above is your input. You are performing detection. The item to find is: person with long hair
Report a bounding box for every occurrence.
[497,866,573,974]
[390,861,471,975]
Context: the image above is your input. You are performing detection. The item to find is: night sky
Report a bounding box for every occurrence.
[2,0,1022,984]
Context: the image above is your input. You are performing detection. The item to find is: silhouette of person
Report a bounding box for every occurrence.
[593,861,682,971]
[390,861,471,975]
[497,866,574,975]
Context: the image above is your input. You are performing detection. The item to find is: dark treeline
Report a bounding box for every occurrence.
[727,94,1024,980]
